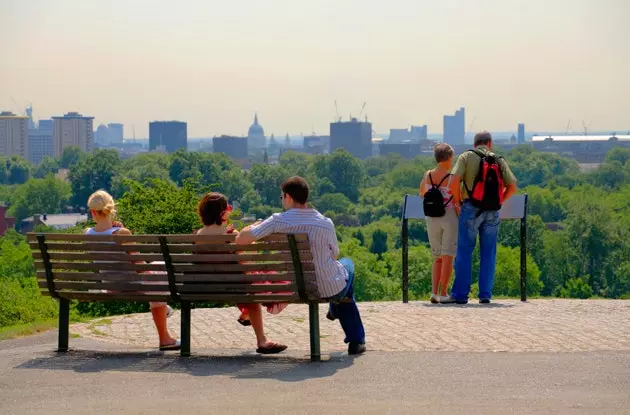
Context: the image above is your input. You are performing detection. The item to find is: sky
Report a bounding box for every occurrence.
[1,0,628,138]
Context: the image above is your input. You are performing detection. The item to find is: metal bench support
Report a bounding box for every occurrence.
[58,298,70,352]
[180,301,191,357]
[308,303,321,362]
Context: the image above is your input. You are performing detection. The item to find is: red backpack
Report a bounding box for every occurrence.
[464,149,505,212]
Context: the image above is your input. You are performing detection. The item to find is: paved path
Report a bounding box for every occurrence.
[71,300,630,353]
[1,334,629,414]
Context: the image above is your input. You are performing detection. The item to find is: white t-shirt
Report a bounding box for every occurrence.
[250,208,347,298]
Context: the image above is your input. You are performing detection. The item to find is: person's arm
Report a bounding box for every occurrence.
[448,175,462,215]
[500,159,518,202]
[451,153,466,205]
[419,171,427,196]
[503,183,517,202]
[235,216,276,245]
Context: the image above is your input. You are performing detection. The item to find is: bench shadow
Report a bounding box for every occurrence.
[15,349,356,382]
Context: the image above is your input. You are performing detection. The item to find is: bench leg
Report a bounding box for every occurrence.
[308,303,321,362]
[57,298,70,352]
[180,301,191,357]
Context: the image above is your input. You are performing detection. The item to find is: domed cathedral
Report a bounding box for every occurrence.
[247,113,267,149]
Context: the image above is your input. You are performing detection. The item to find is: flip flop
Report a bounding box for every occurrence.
[159,339,181,351]
[238,318,252,327]
[256,342,288,354]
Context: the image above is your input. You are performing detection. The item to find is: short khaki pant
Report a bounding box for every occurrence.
[426,208,458,258]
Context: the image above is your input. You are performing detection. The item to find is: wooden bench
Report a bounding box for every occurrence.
[29,232,326,361]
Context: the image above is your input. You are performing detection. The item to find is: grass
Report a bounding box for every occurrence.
[0,319,58,341]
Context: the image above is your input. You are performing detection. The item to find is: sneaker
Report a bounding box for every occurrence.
[166,305,174,318]
[430,294,439,304]
[479,299,491,304]
[348,342,366,355]
[439,296,456,304]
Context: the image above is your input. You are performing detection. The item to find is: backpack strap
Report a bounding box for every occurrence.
[435,173,451,188]
[428,172,435,187]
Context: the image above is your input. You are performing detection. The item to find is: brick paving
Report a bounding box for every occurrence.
[71,299,630,353]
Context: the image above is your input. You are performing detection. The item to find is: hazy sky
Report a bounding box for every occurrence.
[1,0,628,137]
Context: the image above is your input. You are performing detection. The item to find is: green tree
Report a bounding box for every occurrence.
[370,229,389,257]
[3,156,31,184]
[69,149,122,206]
[314,193,353,215]
[558,277,593,299]
[33,156,60,179]
[7,176,71,222]
[59,146,85,168]
[250,163,287,206]
[313,150,364,202]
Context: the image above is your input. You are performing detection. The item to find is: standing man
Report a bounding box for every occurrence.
[235,176,366,355]
[444,131,518,304]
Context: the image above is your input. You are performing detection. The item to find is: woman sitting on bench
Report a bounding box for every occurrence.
[86,190,180,351]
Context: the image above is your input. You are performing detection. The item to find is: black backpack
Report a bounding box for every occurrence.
[423,173,453,218]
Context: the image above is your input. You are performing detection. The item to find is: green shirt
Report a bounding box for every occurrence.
[452,146,517,200]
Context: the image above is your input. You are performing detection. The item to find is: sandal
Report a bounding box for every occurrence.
[238,318,252,327]
[159,339,181,351]
[256,342,288,354]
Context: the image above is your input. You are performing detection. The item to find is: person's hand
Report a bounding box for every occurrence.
[226,223,235,233]
[455,205,461,217]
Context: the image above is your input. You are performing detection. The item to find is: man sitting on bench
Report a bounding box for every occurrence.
[236,176,367,355]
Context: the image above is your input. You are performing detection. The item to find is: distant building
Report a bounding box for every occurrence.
[20,213,88,233]
[149,121,187,153]
[443,107,465,145]
[108,123,124,145]
[213,135,248,160]
[379,142,422,159]
[28,120,54,165]
[531,134,630,163]
[52,112,94,157]
[0,111,29,159]
[389,125,428,143]
[0,204,16,236]
[247,114,266,149]
[94,124,109,146]
[517,123,525,144]
[303,135,330,155]
[330,118,372,159]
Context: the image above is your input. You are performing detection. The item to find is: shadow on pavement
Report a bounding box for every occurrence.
[15,349,356,382]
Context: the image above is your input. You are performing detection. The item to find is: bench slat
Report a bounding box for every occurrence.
[34,261,166,272]
[41,291,170,301]
[174,272,308,283]
[38,281,170,292]
[172,263,316,273]
[36,271,168,282]
[178,294,301,303]
[177,283,297,294]
[33,252,165,262]
[29,241,310,253]
[30,242,164,253]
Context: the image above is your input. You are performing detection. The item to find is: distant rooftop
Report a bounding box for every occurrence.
[531,135,630,142]
[0,111,29,119]
[22,213,88,228]
[52,112,94,119]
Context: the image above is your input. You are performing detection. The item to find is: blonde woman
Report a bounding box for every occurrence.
[419,144,461,303]
[86,190,180,351]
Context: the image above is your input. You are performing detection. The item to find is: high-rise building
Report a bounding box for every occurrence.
[149,121,187,153]
[443,107,465,145]
[330,118,372,159]
[0,111,29,159]
[213,135,248,160]
[410,125,428,140]
[52,112,94,157]
[518,123,525,144]
[379,142,422,159]
[108,123,124,145]
[28,119,54,165]
[247,114,266,149]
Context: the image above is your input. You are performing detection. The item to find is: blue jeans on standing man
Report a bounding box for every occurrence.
[451,201,501,302]
[327,258,366,344]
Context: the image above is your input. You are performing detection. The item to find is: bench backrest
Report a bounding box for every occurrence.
[402,194,528,220]
[29,233,318,303]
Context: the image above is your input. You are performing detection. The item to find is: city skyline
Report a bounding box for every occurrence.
[1,0,628,138]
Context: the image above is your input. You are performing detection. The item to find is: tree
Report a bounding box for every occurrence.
[313,150,364,202]
[370,229,388,257]
[314,193,353,215]
[558,277,593,299]
[59,146,85,169]
[8,176,71,222]
[250,163,287,206]
[3,156,31,184]
[384,246,433,299]
[33,156,60,179]
[69,149,122,206]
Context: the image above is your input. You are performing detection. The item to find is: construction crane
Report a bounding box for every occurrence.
[565,119,571,135]
[582,120,592,136]
[468,116,476,133]
[358,102,367,120]
[334,100,341,122]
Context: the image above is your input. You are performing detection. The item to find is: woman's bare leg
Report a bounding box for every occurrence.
[151,304,177,345]
[246,304,272,347]
[431,257,443,296]
[439,255,454,297]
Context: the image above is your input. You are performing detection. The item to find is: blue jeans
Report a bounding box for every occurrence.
[326,258,366,344]
[451,201,500,301]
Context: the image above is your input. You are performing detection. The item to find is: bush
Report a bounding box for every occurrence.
[558,277,593,299]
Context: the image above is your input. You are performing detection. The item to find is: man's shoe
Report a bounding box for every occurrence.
[455,299,468,305]
[348,342,366,355]
[479,299,491,304]
[326,310,336,321]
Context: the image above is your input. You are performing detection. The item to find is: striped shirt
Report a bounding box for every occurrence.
[250,208,347,298]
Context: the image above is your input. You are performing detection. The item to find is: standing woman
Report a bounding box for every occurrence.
[419,144,461,303]
[86,190,180,350]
